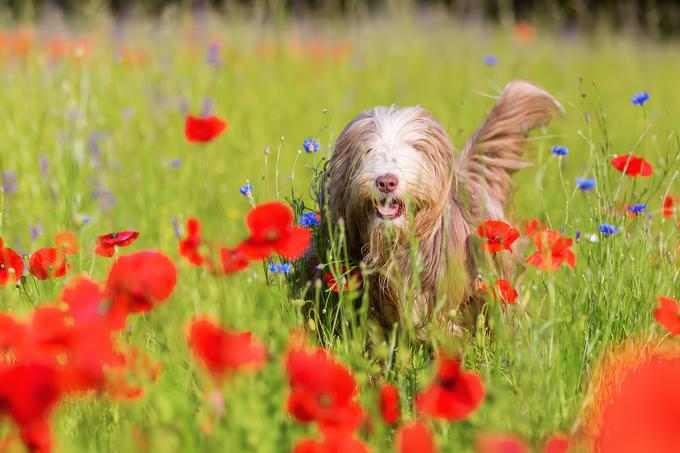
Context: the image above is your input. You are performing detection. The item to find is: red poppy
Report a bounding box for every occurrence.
[61,275,108,324]
[0,237,24,286]
[611,154,653,177]
[492,280,518,305]
[240,202,311,260]
[0,363,59,453]
[286,347,364,431]
[663,195,676,218]
[293,431,368,453]
[654,296,680,335]
[188,319,267,379]
[523,219,546,236]
[476,221,520,253]
[105,251,177,329]
[179,218,204,266]
[396,421,436,453]
[476,434,529,453]
[590,351,680,452]
[95,231,140,257]
[219,246,250,275]
[54,231,78,255]
[29,248,71,280]
[185,115,227,143]
[323,267,363,293]
[379,384,400,425]
[525,230,576,271]
[543,434,570,453]
[19,418,51,453]
[415,351,484,420]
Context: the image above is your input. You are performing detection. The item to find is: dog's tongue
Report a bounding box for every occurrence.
[377,200,402,218]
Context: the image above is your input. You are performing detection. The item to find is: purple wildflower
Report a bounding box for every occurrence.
[2,171,17,195]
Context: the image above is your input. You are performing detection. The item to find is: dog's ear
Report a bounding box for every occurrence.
[326,111,373,221]
[458,80,563,211]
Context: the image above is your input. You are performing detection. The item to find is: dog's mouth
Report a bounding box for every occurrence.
[375,196,404,220]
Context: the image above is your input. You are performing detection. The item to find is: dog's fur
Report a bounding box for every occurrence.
[323,80,562,337]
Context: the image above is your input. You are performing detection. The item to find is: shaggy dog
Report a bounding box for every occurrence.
[322,80,562,338]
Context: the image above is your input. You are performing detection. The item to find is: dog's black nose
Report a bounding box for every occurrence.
[376,173,399,193]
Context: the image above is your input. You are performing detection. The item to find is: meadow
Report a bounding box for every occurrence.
[1,10,680,453]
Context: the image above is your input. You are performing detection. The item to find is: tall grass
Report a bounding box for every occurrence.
[0,12,679,452]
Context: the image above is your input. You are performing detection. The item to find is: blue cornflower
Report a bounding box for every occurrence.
[575,230,581,240]
[81,215,92,225]
[599,223,619,237]
[29,224,44,241]
[2,170,17,195]
[483,55,498,66]
[206,41,223,69]
[627,203,647,216]
[576,177,596,191]
[300,212,320,227]
[631,91,650,106]
[552,145,569,156]
[269,263,292,274]
[170,159,182,168]
[303,138,320,154]
[239,182,253,196]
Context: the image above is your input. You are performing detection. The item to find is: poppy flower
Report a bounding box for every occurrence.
[323,267,363,293]
[654,296,680,335]
[476,221,520,253]
[185,115,227,143]
[379,384,400,425]
[415,351,484,420]
[179,218,204,266]
[523,219,546,236]
[188,319,267,379]
[54,231,78,255]
[219,246,250,274]
[587,350,680,452]
[61,276,108,325]
[286,347,364,431]
[0,364,59,453]
[663,195,676,218]
[525,230,576,271]
[29,248,71,280]
[0,238,24,286]
[492,280,518,304]
[293,431,368,453]
[543,434,570,453]
[396,421,436,453]
[105,251,177,329]
[476,434,529,453]
[611,154,653,177]
[19,419,51,453]
[95,231,140,257]
[240,202,311,260]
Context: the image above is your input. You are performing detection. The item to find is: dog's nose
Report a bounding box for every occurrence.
[375,173,399,193]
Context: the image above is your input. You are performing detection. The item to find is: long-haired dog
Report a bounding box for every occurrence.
[322,80,562,338]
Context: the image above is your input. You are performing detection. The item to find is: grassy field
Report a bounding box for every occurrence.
[1,11,680,452]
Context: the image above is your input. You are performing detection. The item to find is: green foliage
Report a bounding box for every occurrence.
[0,13,679,452]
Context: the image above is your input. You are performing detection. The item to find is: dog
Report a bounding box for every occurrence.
[322,80,562,338]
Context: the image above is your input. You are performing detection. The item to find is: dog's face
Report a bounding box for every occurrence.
[328,106,455,251]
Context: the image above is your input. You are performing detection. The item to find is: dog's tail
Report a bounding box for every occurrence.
[458,80,563,212]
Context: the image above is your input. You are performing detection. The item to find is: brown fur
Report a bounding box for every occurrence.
[322,80,562,338]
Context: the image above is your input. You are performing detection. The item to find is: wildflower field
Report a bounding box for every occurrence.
[2,10,680,453]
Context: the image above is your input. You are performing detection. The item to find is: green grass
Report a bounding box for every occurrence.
[1,12,680,452]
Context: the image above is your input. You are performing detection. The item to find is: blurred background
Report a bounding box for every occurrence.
[0,0,678,37]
